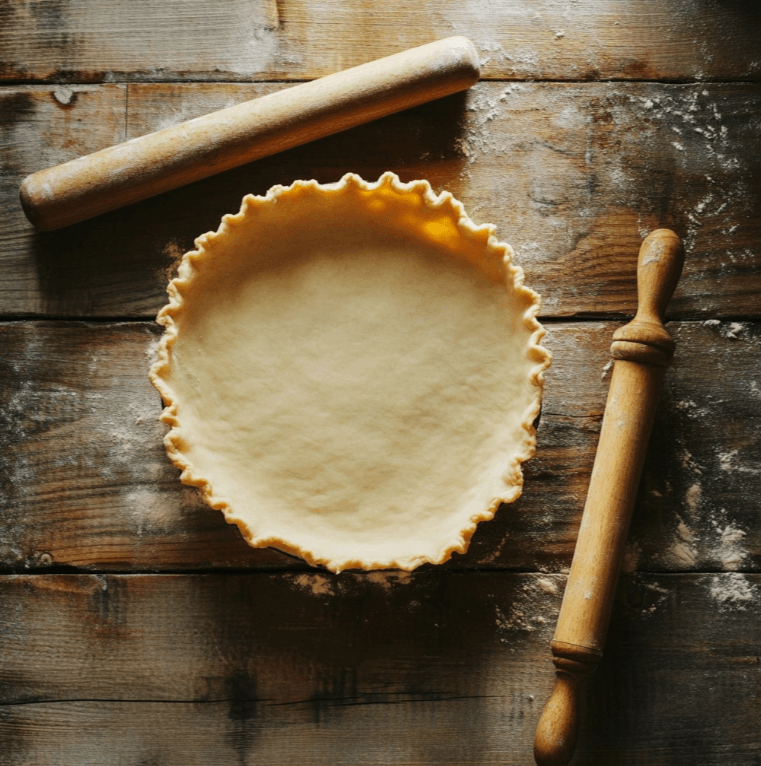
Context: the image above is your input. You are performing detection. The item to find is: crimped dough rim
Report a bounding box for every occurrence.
[149,172,551,572]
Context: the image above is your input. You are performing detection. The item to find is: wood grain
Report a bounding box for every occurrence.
[2,82,760,319]
[1,0,760,83]
[19,37,480,230]
[0,572,758,765]
[2,4,759,764]
[1,320,758,573]
[0,85,128,315]
[535,231,685,766]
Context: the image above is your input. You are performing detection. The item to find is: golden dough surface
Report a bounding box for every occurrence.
[150,173,549,572]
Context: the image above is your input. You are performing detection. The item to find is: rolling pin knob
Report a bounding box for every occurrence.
[534,229,684,766]
[534,645,598,766]
[612,228,685,364]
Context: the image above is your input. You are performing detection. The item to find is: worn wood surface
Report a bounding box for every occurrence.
[536,231,686,766]
[2,82,761,318]
[1,319,758,574]
[2,2,760,764]
[2,0,761,83]
[19,38,481,230]
[0,572,758,766]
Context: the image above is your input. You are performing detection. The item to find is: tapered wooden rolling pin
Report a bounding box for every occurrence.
[534,229,685,766]
[20,36,480,230]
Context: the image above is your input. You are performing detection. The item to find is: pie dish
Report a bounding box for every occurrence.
[150,172,550,572]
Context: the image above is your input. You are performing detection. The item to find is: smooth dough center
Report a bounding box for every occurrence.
[168,221,534,568]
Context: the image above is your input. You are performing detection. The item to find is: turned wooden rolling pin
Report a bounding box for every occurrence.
[534,229,685,766]
[20,36,479,230]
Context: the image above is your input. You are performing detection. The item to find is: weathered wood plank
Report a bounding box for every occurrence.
[1,320,758,573]
[0,572,758,765]
[124,80,761,320]
[2,82,759,318]
[632,320,761,575]
[1,0,760,83]
[0,85,129,315]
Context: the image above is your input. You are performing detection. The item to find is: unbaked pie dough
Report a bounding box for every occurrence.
[150,173,550,572]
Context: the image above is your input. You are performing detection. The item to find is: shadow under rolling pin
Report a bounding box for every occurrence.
[534,229,685,766]
[20,36,480,231]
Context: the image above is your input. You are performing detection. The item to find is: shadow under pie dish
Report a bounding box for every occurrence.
[149,172,550,572]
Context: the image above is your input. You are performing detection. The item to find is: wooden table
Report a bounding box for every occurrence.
[2,4,760,764]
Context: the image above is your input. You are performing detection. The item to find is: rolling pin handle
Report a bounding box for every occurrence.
[534,642,600,766]
[613,229,685,360]
[533,674,581,766]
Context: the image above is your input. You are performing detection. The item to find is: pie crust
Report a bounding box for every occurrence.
[150,173,550,572]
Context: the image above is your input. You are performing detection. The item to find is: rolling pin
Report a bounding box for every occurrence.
[20,36,480,230]
[534,229,685,766]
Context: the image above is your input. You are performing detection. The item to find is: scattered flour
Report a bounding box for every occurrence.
[364,571,412,591]
[292,573,333,597]
[127,487,180,536]
[144,337,161,367]
[669,518,699,567]
[629,87,750,257]
[685,483,702,513]
[493,576,563,643]
[670,541,698,566]
[289,570,412,598]
[635,581,671,616]
[709,573,756,610]
[667,510,749,572]
[160,238,187,285]
[536,577,558,596]
[677,520,694,542]
[722,322,745,340]
[718,450,738,471]
[0,327,169,567]
[440,81,752,305]
[708,514,748,571]
[495,604,545,636]
[674,400,710,421]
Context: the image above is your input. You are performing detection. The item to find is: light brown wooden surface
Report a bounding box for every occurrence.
[1,3,760,765]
